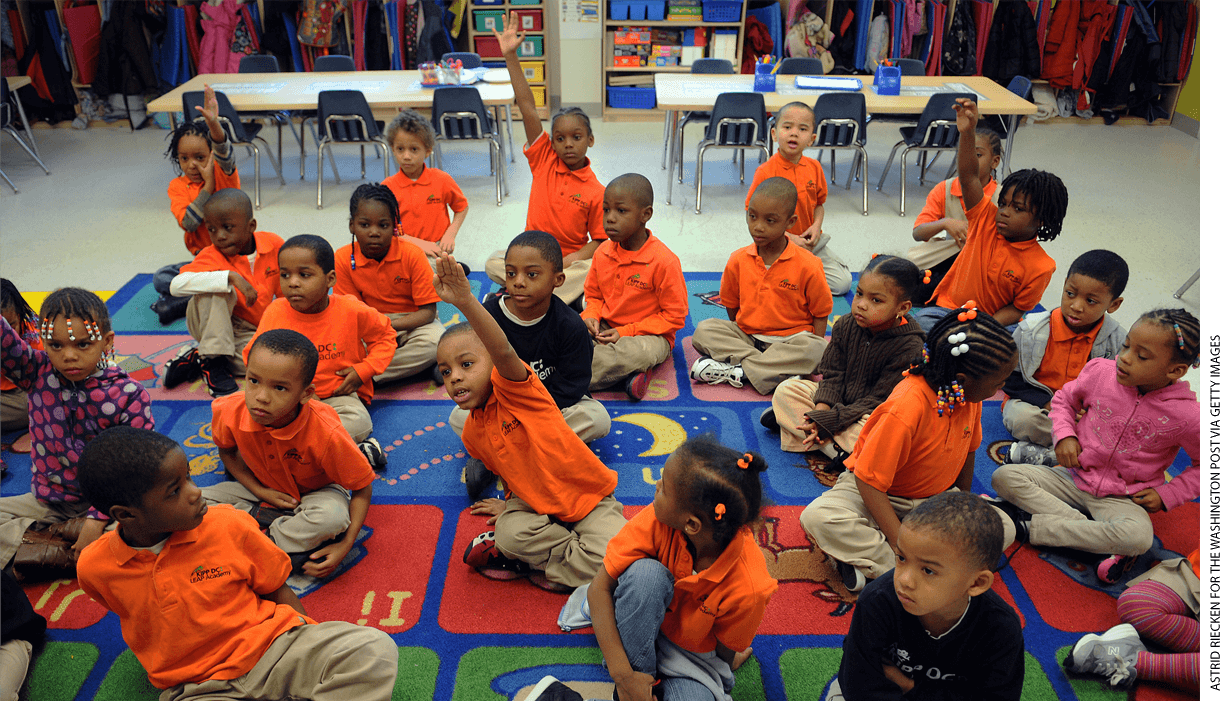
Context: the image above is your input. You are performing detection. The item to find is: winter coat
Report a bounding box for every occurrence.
[982,0,1041,84]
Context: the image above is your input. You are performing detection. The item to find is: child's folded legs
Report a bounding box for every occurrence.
[493,495,626,589]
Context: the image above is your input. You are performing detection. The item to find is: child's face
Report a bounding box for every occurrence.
[503,245,564,320]
[893,524,990,630]
[746,192,796,250]
[244,346,313,429]
[1116,321,1187,393]
[350,199,396,262]
[391,130,430,179]
[125,449,207,538]
[204,204,257,258]
[437,332,495,411]
[652,452,693,534]
[44,315,115,383]
[1059,273,1121,334]
[851,271,911,333]
[973,134,1001,184]
[551,115,594,171]
[279,247,335,314]
[994,186,1040,242]
[958,350,1017,404]
[1,304,18,330]
[773,106,816,160]
[177,134,212,184]
[602,187,651,248]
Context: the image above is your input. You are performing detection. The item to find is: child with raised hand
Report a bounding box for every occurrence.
[381,110,469,265]
[691,176,832,395]
[433,254,625,591]
[153,84,241,325]
[1,279,38,451]
[1000,250,1128,466]
[746,101,851,295]
[164,189,282,398]
[583,173,687,401]
[334,183,445,384]
[990,309,1199,585]
[0,288,154,582]
[828,491,1024,701]
[913,98,1066,334]
[801,305,1018,594]
[908,127,1002,306]
[589,437,778,701]
[245,235,396,468]
[485,10,605,305]
[77,427,398,700]
[765,255,925,465]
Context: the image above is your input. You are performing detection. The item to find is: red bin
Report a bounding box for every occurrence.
[516,8,543,31]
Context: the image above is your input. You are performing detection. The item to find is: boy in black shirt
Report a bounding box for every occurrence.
[829,491,1024,701]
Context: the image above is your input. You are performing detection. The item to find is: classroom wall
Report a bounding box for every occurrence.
[550,4,603,114]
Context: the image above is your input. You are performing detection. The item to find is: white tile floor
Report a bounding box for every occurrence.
[0,112,1199,368]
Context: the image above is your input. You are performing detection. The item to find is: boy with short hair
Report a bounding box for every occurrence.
[76,426,397,700]
[582,173,687,401]
[165,189,283,397]
[746,101,851,295]
[828,491,1024,701]
[1001,250,1128,466]
[691,177,832,395]
[204,329,376,579]
[434,255,625,591]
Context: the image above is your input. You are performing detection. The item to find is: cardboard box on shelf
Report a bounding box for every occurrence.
[613,55,645,67]
[681,27,708,46]
[651,44,682,57]
[614,29,651,44]
[651,28,682,44]
[654,56,680,66]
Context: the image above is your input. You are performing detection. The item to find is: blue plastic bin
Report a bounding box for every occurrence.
[608,86,656,109]
[628,1,648,20]
[646,0,666,20]
[610,0,630,20]
[702,0,742,22]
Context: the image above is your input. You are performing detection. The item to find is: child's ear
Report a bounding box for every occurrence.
[326,270,337,289]
[103,331,116,353]
[1107,297,1124,314]
[786,213,799,229]
[896,299,913,318]
[247,218,258,236]
[1167,362,1191,383]
[966,569,995,598]
[682,513,704,537]
[300,382,316,404]
[109,503,137,524]
[640,205,653,224]
[552,271,566,290]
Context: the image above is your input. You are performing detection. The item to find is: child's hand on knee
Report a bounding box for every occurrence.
[595,328,620,344]
[1054,437,1083,470]
[612,670,656,701]
[1130,488,1163,513]
[257,488,299,510]
[304,540,349,578]
[470,497,507,525]
[798,418,823,450]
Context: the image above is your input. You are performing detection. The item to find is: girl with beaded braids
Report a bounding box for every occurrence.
[990,308,1199,585]
[590,436,778,701]
[0,288,154,582]
[800,304,1019,594]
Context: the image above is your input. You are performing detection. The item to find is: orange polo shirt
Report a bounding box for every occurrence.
[720,242,832,337]
[180,231,283,327]
[244,295,395,403]
[332,236,441,315]
[745,152,827,236]
[846,374,983,499]
[77,505,313,689]
[581,232,687,346]
[604,505,778,654]
[523,131,606,256]
[211,393,376,501]
[381,167,468,243]
[913,177,998,227]
[167,166,243,256]
[930,196,1056,313]
[1033,308,1104,393]
[461,364,617,522]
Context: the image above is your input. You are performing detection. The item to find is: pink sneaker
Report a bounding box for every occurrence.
[1097,554,1139,584]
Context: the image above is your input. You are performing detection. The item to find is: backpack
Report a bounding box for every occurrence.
[942,0,976,76]
[864,14,889,72]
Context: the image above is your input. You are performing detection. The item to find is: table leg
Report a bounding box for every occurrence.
[11,88,39,158]
[1003,115,1019,176]
[505,104,514,163]
[665,110,678,205]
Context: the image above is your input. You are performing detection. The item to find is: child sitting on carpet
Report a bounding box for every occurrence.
[989,309,1199,585]
[828,491,1024,701]
[381,110,469,263]
[1,278,38,451]
[333,183,445,385]
[765,255,925,467]
[77,426,398,700]
[164,188,283,397]
[204,329,376,579]
[581,173,687,402]
[800,305,1018,593]
[0,289,154,582]
[690,177,832,395]
[589,436,778,701]
[434,254,625,592]
[246,235,395,468]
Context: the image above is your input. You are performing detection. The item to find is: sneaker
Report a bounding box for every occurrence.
[1097,554,1140,584]
[522,676,584,701]
[759,407,780,433]
[482,287,506,304]
[150,294,190,325]
[463,531,530,576]
[834,558,866,593]
[982,496,1032,543]
[358,437,388,470]
[465,458,497,501]
[199,355,239,397]
[1008,441,1058,466]
[163,345,201,389]
[249,503,296,531]
[624,371,650,401]
[1065,623,1144,688]
[689,357,745,388]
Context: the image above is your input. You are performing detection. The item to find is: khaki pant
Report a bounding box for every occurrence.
[200,482,351,554]
[809,233,852,296]
[0,639,31,701]
[800,471,1016,580]
[1001,398,1054,447]
[691,319,828,395]
[590,333,672,391]
[494,494,626,588]
[374,316,444,384]
[321,394,372,443]
[991,463,1155,556]
[0,390,27,432]
[770,378,867,454]
[187,291,257,376]
[485,251,590,305]
[0,493,119,567]
[449,395,611,444]
[160,621,398,701]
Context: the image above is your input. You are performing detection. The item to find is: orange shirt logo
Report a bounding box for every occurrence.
[625,273,651,291]
[778,279,800,291]
[425,194,443,205]
[264,266,276,278]
[501,418,522,435]
[282,448,310,465]
[807,179,816,189]
[392,275,411,285]
[568,193,589,210]
[317,342,343,360]
[962,426,972,439]
[1003,269,1022,284]
[190,565,232,583]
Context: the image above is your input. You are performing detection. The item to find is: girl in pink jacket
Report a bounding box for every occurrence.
[989,308,1199,584]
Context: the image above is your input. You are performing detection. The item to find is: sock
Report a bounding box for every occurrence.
[1117,580,1199,652]
[1136,651,1198,691]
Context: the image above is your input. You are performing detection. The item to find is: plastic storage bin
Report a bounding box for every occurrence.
[530,86,546,107]
[521,60,545,82]
[475,36,502,58]
[607,86,656,109]
[473,10,504,33]
[516,8,543,30]
[472,0,501,4]
[610,0,630,20]
[509,0,540,4]
[702,0,742,22]
[646,0,666,20]
[517,35,544,57]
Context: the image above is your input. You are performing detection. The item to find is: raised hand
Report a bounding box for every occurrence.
[494,10,524,56]
[952,98,979,132]
[432,254,474,307]
[198,84,221,125]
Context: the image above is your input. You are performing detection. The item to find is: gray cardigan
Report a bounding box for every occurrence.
[1004,309,1126,406]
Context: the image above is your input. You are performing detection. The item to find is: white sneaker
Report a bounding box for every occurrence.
[523,676,584,701]
[690,357,745,388]
[1066,623,1144,687]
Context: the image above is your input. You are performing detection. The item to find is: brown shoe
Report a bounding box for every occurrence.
[44,516,91,543]
[12,530,75,583]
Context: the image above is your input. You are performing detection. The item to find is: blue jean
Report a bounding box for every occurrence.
[153,262,188,296]
[912,306,1018,335]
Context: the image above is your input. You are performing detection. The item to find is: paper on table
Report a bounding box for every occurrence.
[794,76,863,91]
[206,82,287,94]
[301,81,390,94]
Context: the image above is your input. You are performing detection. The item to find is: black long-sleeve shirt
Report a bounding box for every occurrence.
[484,295,592,409]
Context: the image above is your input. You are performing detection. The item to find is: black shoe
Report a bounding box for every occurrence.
[199,356,239,397]
[482,287,506,304]
[759,407,780,433]
[460,262,472,276]
[825,447,851,474]
[150,295,189,325]
[984,497,1032,543]
[163,345,201,389]
[358,437,388,470]
[249,503,296,531]
[834,559,866,593]
[465,458,496,501]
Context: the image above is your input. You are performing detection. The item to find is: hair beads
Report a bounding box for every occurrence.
[936,381,966,417]
[714,504,726,521]
[737,453,752,470]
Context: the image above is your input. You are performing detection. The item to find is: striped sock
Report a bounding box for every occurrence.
[1136,651,1199,691]
[1117,580,1199,652]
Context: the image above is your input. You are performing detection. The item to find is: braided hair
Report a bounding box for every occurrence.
[909,307,1016,390]
[674,435,769,550]
[998,168,1067,242]
[1139,308,1200,367]
[863,255,923,305]
[551,106,592,136]
[40,288,112,335]
[348,182,401,268]
[164,119,213,176]
[1,278,37,334]
[973,127,1002,158]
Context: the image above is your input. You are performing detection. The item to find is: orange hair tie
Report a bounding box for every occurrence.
[957,301,978,322]
[737,454,752,469]
[922,268,932,285]
[714,504,726,521]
